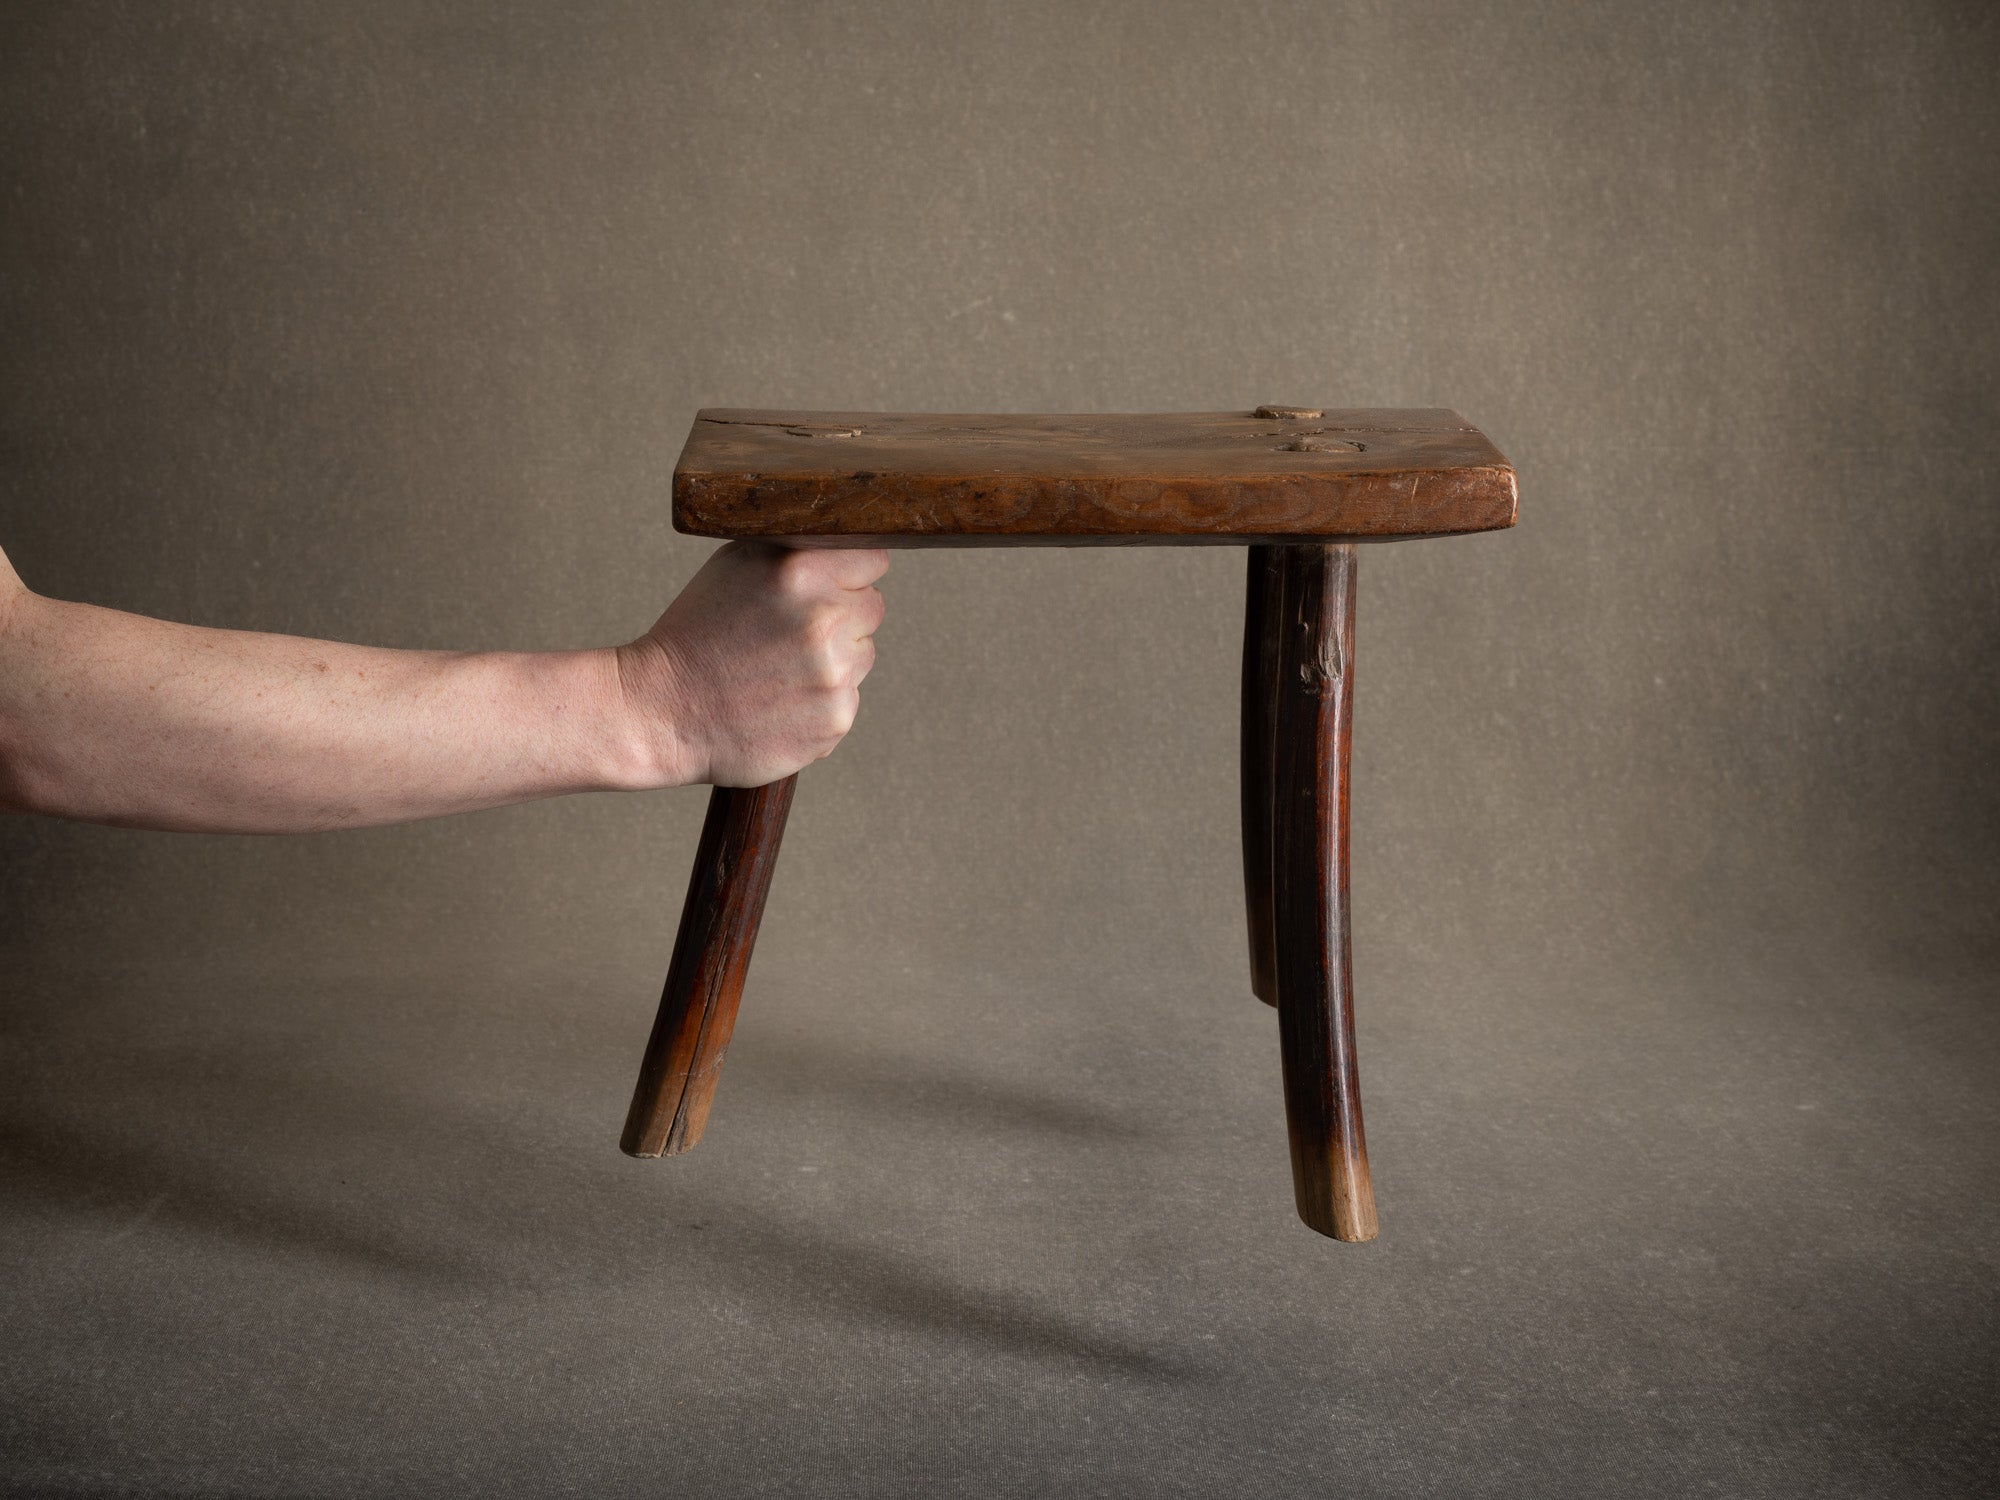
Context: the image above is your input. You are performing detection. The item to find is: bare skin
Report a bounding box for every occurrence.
[0,540,888,834]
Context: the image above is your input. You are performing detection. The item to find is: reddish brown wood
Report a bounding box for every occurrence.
[1271,543,1377,1242]
[621,778,796,1158]
[633,406,1516,1238]
[1241,544,1283,1006]
[674,408,1515,546]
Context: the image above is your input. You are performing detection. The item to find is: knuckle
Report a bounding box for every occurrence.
[774,548,823,596]
[806,635,847,690]
[829,689,859,736]
[801,602,842,649]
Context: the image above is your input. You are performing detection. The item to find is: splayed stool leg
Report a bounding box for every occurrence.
[1241,544,1284,1006]
[621,778,796,1158]
[1269,543,1377,1242]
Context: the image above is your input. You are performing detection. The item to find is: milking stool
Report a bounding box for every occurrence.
[620,405,1517,1242]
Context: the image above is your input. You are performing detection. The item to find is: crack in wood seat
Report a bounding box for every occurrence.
[623,406,1518,1244]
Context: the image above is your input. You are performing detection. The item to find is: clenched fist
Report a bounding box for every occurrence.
[616,542,890,788]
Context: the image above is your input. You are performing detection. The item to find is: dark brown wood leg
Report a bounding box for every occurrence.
[1271,543,1378,1242]
[621,778,797,1158]
[1242,545,1283,1006]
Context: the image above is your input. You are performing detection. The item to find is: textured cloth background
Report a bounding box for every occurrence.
[3,3,1996,1495]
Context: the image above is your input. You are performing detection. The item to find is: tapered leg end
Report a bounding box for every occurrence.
[1294,1166,1379,1242]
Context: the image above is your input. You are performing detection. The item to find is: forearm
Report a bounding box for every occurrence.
[0,589,668,833]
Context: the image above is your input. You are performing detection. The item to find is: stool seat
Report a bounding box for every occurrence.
[676,407,1516,546]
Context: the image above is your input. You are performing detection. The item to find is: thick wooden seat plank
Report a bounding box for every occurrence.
[674,407,1516,546]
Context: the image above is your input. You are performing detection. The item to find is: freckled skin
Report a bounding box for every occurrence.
[0,539,887,834]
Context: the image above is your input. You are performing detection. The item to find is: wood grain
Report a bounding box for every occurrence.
[1241,544,1283,1007]
[1271,544,1378,1242]
[674,408,1515,546]
[621,778,796,1159]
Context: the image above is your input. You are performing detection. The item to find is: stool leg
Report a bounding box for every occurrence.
[621,777,796,1158]
[1242,545,1283,1006]
[1271,543,1378,1242]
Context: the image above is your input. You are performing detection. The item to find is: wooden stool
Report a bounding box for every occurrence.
[620,406,1517,1242]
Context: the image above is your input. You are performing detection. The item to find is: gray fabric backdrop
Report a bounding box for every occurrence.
[3,3,1996,1495]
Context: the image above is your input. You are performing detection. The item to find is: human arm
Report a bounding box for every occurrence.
[0,540,887,834]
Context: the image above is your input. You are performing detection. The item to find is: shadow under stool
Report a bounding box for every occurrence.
[620,405,1517,1243]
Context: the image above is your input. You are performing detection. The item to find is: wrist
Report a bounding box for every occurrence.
[606,636,701,790]
[503,646,681,796]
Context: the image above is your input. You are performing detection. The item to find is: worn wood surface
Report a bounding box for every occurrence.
[675,408,1515,545]
[621,778,796,1158]
[1241,544,1283,1007]
[1271,544,1377,1242]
